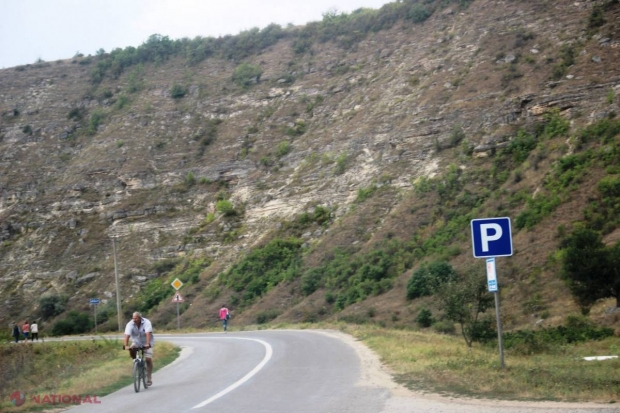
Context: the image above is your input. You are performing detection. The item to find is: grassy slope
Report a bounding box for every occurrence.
[0,339,179,412]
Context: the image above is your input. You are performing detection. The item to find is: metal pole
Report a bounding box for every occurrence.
[94,304,98,334]
[176,302,180,330]
[494,291,505,368]
[112,237,122,332]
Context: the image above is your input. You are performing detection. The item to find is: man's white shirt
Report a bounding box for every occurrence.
[124,317,154,347]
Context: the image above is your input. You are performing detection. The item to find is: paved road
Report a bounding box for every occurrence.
[65,330,618,413]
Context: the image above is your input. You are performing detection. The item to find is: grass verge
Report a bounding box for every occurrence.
[0,339,179,412]
[337,323,620,403]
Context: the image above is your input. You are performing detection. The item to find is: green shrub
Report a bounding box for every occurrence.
[433,320,456,335]
[309,239,415,309]
[216,199,236,216]
[578,118,620,144]
[276,141,291,157]
[285,119,307,136]
[356,185,377,202]
[502,316,614,355]
[503,129,537,163]
[127,66,144,93]
[606,88,615,105]
[135,258,210,313]
[51,311,93,336]
[293,205,332,229]
[87,110,105,135]
[407,4,432,23]
[68,107,85,121]
[550,44,576,80]
[561,227,620,307]
[153,258,181,275]
[232,62,263,88]
[416,308,434,327]
[218,238,303,306]
[185,172,196,186]
[541,109,570,139]
[334,153,348,175]
[170,84,187,99]
[588,6,606,29]
[115,94,130,109]
[204,212,215,224]
[447,125,465,148]
[255,309,281,324]
[406,261,457,300]
[301,268,323,296]
[38,294,68,318]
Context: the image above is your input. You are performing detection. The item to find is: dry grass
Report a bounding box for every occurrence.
[337,324,620,403]
[0,340,179,412]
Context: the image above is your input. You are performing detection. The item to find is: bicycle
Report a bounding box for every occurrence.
[124,346,148,392]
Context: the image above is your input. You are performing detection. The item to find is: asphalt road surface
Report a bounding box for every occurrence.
[66,330,619,413]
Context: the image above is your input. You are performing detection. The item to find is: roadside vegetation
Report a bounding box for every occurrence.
[342,323,619,403]
[0,339,179,412]
[1,320,616,404]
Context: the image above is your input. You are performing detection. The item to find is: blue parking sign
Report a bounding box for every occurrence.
[471,217,513,258]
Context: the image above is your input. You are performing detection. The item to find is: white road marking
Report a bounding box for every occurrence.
[184,337,273,409]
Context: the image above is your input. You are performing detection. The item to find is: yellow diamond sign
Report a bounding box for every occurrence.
[171,278,183,290]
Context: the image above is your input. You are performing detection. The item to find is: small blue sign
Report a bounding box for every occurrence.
[471,217,513,258]
[486,258,498,292]
[90,298,100,304]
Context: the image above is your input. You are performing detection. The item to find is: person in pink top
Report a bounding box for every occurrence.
[22,321,30,341]
[219,305,230,332]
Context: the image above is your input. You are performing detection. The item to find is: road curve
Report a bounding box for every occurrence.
[66,330,618,413]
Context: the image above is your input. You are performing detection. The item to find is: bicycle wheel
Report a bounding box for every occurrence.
[133,359,141,392]
[142,359,148,389]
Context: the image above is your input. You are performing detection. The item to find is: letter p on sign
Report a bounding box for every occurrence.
[480,223,502,252]
[471,218,513,258]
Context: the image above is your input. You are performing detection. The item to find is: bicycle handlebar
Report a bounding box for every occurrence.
[123,345,151,350]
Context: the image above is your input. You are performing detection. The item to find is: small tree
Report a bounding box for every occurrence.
[39,294,68,318]
[416,308,434,328]
[87,110,105,135]
[170,84,187,99]
[406,260,457,300]
[434,265,493,348]
[232,62,263,88]
[185,172,196,186]
[561,227,620,308]
[216,199,236,216]
[51,311,93,336]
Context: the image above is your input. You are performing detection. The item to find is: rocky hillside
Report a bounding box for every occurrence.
[1,0,619,333]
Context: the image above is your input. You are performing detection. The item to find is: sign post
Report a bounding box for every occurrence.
[471,217,512,369]
[485,258,504,367]
[90,299,100,334]
[171,279,184,330]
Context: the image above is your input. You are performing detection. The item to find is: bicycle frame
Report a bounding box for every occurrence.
[130,347,148,393]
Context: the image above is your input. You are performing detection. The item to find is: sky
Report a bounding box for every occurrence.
[0,0,393,69]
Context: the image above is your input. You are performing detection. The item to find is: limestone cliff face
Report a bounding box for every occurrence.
[1,0,619,328]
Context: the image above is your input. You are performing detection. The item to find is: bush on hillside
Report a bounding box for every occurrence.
[51,311,93,336]
[39,294,68,318]
[218,238,304,306]
[406,260,457,300]
[500,315,614,355]
[170,84,187,99]
[232,63,263,88]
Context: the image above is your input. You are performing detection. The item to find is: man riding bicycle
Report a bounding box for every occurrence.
[123,312,155,387]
